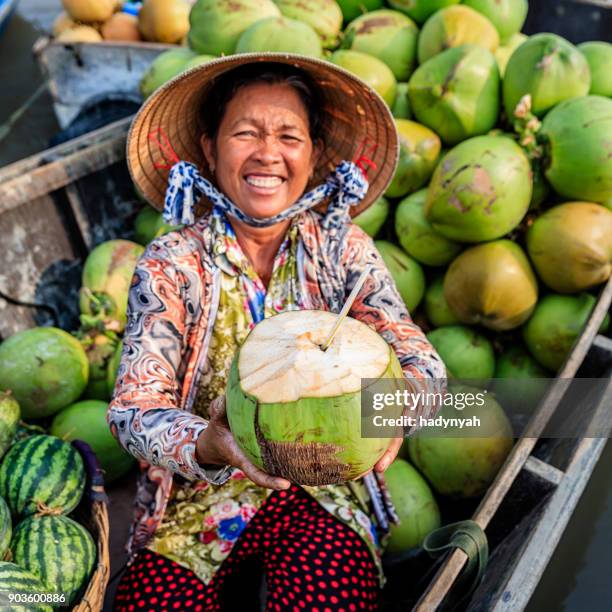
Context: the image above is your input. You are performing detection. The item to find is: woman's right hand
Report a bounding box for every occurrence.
[196,395,291,491]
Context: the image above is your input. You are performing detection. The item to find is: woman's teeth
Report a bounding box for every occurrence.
[246,175,283,188]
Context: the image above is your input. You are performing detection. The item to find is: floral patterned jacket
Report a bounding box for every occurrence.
[107,207,446,564]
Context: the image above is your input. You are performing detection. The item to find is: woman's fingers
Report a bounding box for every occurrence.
[235,454,291,490]
[374,436,404,473]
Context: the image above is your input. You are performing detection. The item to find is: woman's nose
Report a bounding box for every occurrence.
[253,136,283,164]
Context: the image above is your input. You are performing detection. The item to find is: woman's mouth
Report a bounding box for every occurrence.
[244,174,286,194]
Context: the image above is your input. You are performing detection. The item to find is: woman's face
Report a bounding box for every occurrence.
[201,82,321,220]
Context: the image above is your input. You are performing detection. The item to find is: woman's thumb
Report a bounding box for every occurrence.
[209,395,227,420]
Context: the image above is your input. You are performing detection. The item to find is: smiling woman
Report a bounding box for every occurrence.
[109,53,446,610]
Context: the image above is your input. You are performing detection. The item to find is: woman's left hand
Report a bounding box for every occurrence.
[373,436,404,473]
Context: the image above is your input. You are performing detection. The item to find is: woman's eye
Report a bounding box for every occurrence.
[236,130,257,137]
[281,134,301,142]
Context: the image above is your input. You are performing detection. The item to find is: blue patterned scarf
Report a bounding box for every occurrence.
[163,160,368,230]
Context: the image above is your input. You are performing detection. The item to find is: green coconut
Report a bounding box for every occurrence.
[79,240,145,332]
[385,120,441,198]
[408,388,513,498]
[182,54,217,71]
[496,345,549,379]
[495,33,527,77]
[236,16,323,57]
[395,189,462,266]
[417,5,499,64]
[0,328,89,419]
[0,391,20,459]
[539,96,612,204]
[273,0,342,48]
[226,310,404,485]
[408,44,500,145]
[336,0,383,22]
[107,340,123,399]
[463,0,527,43]
[443,240,538,331]
[51,400,135,483]
[342,9,419,82]
[503,33,591,118]
[387,0,460,25]
[384,459,441,554]
[134,206,182,246]
[424,276,461,328]
[330,50,397,107]
[188,0,281,55]
[579,41,612,97]
[375,241,426,312]
[523,293,610,372]
[425,135,532,242]
[75,326,120,401]
[426,326,495,379]
[527,202,612,293]
[353,197,390,238]
[140,48,197,99]
[392,82,412,119]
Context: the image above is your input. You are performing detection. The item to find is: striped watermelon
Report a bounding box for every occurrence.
[11,515,96,607]
[0,561,53,612]
[0,435,85,519]
[0,391,20,459]
[0,496,10,559]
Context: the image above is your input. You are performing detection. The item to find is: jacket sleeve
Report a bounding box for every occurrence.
[107,239,230,483]
[343,224,447,428]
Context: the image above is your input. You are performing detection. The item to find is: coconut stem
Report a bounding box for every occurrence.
[512,94,544,161]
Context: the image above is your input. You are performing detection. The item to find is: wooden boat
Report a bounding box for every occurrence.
[0,0,18,35]
[32,37,173,129]
[0,119,611,611]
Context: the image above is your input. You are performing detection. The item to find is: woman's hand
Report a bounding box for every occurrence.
[373,436,403,473]
[196,395,291,491]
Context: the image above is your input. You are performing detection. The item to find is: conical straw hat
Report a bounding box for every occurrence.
[127,52,399,219]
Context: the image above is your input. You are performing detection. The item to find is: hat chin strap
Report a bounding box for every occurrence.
[163,161,369,230]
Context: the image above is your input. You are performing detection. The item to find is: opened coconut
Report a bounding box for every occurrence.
[236,17,323,57]
[387,0,460,25]
[395,189,462,267]
[273,0,343,48]
[330,50,397,107]
[579,41,612,97]
[424,276,460,328]
[425,135,532,242]
[189,0,281,55]
[226,310,404,486]
[408,44,500,145]
[385,120,441,197]
[443,240,538,331]
[539,96,612,205]
[375,241,426,312]
[342,10,419,82]
[353,197,390,238]
[527,202,612,293]
[463,0,527,43]
[417,5,499,64]
[503,33,590,118]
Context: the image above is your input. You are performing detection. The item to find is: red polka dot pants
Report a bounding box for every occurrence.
[114,484,380,611]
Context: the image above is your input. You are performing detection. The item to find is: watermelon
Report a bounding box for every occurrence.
[0,391,20,459]
[13,422,47,445]
[0,496,10,559]
[11,515,96,608]
[0,436,85,520]
[0,562,53,612]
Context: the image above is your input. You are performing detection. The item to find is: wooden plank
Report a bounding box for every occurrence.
[414,277,612,611]
[523,456,564,487]
[64,184,94,251]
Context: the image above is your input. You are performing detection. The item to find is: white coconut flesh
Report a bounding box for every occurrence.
[238,310,391,402]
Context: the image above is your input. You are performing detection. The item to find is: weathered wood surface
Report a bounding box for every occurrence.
[33,38,171,129]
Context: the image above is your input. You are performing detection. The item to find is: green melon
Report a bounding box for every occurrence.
[226,310,404,485]
[424,276,461,328]
[0,327,89,419]
[134,206,182,246]
[579,41,612,97]
[11,515,96,608]
[0,562,53,612]
[384,459,441,554]
[51,400,135,484]
[0,435,85,520]
[353,197,390,238]
[395,189,462,266]
[375,241,426,312]
[0,496,11,559]
[426,326,495,379]
[140,48,198,99]
[0,391,20,460]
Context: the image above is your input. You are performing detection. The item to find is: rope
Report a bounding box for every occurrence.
[0,80,49,144]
